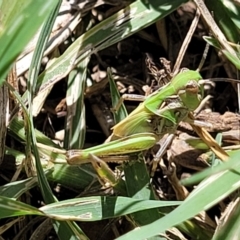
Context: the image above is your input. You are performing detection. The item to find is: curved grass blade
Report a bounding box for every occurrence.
[0,196,44,219]
[0,175,47,199]
[222,0,240,29]
[0,195,181,221]
[205,0,239,43]
[117,150,240,240]
[4,1,88,237]
[0,0,58,83]
[64,51,90,149]
[108,68,128,123]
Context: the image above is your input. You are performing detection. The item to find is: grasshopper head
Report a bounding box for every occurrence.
[178,80,203,111]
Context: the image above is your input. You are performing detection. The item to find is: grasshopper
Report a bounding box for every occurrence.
[112,70,202,137]
[66,70,203,164]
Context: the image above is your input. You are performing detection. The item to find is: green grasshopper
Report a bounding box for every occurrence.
[66,70,203,164]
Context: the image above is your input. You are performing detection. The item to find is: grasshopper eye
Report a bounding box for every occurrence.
[185,80,199,94]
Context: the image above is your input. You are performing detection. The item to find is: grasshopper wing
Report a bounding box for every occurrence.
[112,103,155,137]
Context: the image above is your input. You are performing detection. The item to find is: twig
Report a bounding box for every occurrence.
[173,8,201,74]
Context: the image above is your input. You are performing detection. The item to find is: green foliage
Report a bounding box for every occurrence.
[1,0,240,239]
[0,0,58,83]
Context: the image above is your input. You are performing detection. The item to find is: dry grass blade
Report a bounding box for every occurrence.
[190,122,229,161]
[0,84,8,166]
[173,7,201,74]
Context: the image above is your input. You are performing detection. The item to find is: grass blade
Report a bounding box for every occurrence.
[64,51,90,149]
[118,150,240,240]
[0,0,58,82]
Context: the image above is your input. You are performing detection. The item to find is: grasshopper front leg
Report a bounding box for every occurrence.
[87,154,128,193]
[112,94,147,113]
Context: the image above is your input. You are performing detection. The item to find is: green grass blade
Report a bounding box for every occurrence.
[48,163,96,191]
[222,0,240,29]
[40,196,181,221]
[203,36,222,49]
[124,156,163,229]
[0,195,180,220]
[108,68,128,123]
[124,155,210,239]
[28,0,62,94]
[222,49,240,69]
[203,36,240,69]
[212,199,240,240]
[117,150,240,240]
[0,0,58,83]
[205,0,239,43]
[3,2,88,236]
[0,196,43,219]
[0,195,88,239]
[25,0,62,205]
[0,177,39,198]
[182,150,240,185]
[64,51,90,149]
